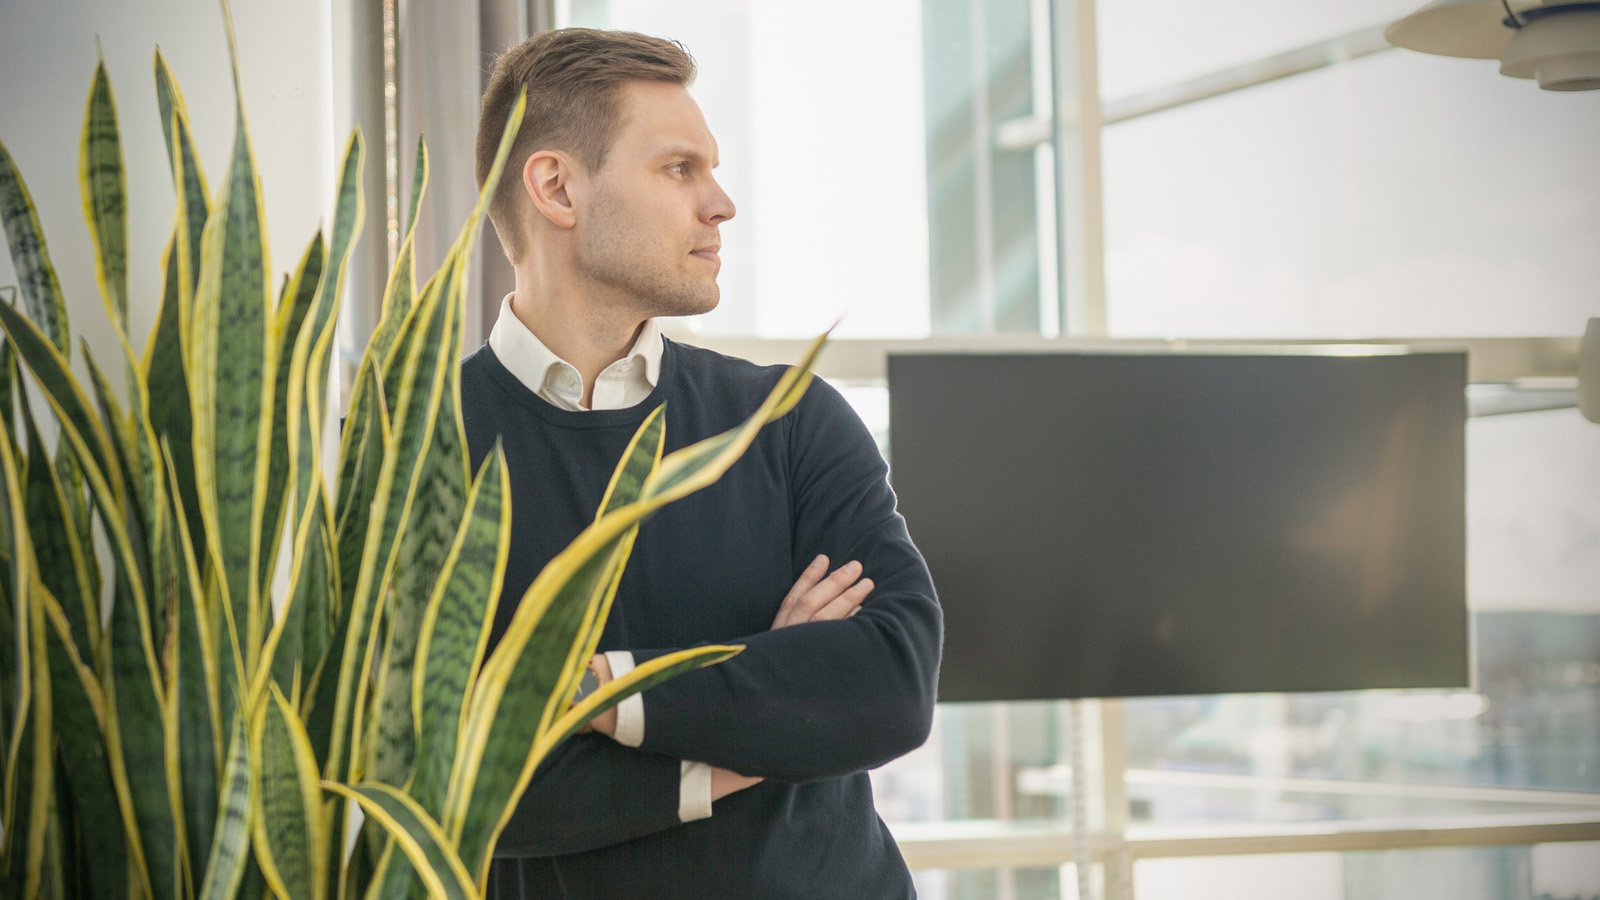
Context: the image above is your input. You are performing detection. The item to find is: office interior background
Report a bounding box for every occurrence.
[0,0,1597,897]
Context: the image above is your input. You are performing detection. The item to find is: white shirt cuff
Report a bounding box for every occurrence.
[602,651,645,748]
[679,761,713,822]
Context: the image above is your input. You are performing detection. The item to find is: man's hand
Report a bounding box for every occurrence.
[579,654,619,737]
[710,767,762,802]
[770,555,874,630]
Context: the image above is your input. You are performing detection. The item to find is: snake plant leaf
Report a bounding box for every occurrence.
[12,578,51,899]
[293,129,363,521]
[264,486,334,702]
[325,106,503,855]
[332,353,387,613]
[364,430,467,785]
[250,684,327,900]
[79,57,130,332]
[160,435,222,887]
[147,227,202,571]
[186,16,276,674]
[6,428,156,900]
[446,408,664,868]
[464,644,742,888]
[257,448,333,700]
[147,59,210,564]
[0,427,45,898]
[0,310,156,714]
[105,530,178,898]
[364,450,509,899]
[0,325,17,449]
[0,290,125,512]
[554,406,667,726]
[199,718,250,900]
[259,231,325,594]
[409,448,509,816]
[153,49,209,299]
[19,390,98,660]
[445,415,657,870]
[327,259,458,793]
[323,781,478,900]
[305,361,386,769]
[38,588,128,899]
[82,349,156,566]
[404,134,427,243]
[0,139,70,353]
[367,138,429,371]
[365,332,472,795]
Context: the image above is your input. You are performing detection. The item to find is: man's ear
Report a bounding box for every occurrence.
[523,150,578,230]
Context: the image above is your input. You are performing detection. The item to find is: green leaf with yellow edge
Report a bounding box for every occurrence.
[187,0,276,674]
[305,361,387,768]
[328,258,458,793]
[365,292,472,799]
[38,588,128,898]
[199,718,250,900]
[0,301,126,511]
[0,139,70,353]
[160,435,221,889]
[79,56,130,331]
[409,448,509,815]
[264,482,335,702]
[147,56,210,563]
[0,424,49,899]
[366,138,428,371]
[366,450,509,900]
[472,644,741,889]
[445,409,660,872]
[18,389,98,662]
[250,684,326,900]
[322,781,478,900]
[104,522,178,899]
[259,231,324,595]
[292,129,363,524]
[152,49,209,301]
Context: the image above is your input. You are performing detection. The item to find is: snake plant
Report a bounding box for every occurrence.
[0,14,822,900]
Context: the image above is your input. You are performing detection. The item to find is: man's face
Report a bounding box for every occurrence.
[573,80,735,319]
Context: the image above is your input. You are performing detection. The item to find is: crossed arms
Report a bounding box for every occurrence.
[504,380,944,857]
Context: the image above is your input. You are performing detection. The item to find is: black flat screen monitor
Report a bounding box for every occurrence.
[887,350,1468,702]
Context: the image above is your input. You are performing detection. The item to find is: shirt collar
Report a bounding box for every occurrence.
[488,292,663,397]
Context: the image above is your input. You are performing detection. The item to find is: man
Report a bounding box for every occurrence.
[460,27,943,898]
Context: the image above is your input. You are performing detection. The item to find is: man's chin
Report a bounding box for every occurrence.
[652,288,719,320]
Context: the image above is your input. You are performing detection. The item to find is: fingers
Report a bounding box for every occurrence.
[814,576,873,622]
[776,555,829,621]
[772,554,828,629]
[772,557,873,629]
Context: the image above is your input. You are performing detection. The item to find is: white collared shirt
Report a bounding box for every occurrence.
[486,293,713,822]
[488,294,663,411]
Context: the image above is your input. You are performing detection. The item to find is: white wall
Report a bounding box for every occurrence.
[0,0,336,380]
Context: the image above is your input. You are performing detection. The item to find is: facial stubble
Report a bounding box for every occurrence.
[576,182,720,320]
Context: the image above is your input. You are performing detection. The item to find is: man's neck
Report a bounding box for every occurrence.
[509,278,648,408]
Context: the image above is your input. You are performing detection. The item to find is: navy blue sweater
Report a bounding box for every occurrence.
[459,338,943,898]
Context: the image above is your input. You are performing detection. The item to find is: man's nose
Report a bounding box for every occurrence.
[702,177,736,224]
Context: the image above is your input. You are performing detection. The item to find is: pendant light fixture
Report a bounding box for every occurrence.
[1386,0,1600,90]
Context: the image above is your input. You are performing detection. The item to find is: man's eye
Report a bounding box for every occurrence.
[668,162,688,176]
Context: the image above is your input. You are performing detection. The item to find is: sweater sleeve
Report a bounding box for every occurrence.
[499,733,695,857]
[629,379,944,783]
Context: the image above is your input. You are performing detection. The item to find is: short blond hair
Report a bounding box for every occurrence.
[476,28,697,261]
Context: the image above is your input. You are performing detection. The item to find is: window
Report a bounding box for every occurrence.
[553,3,1600,896]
